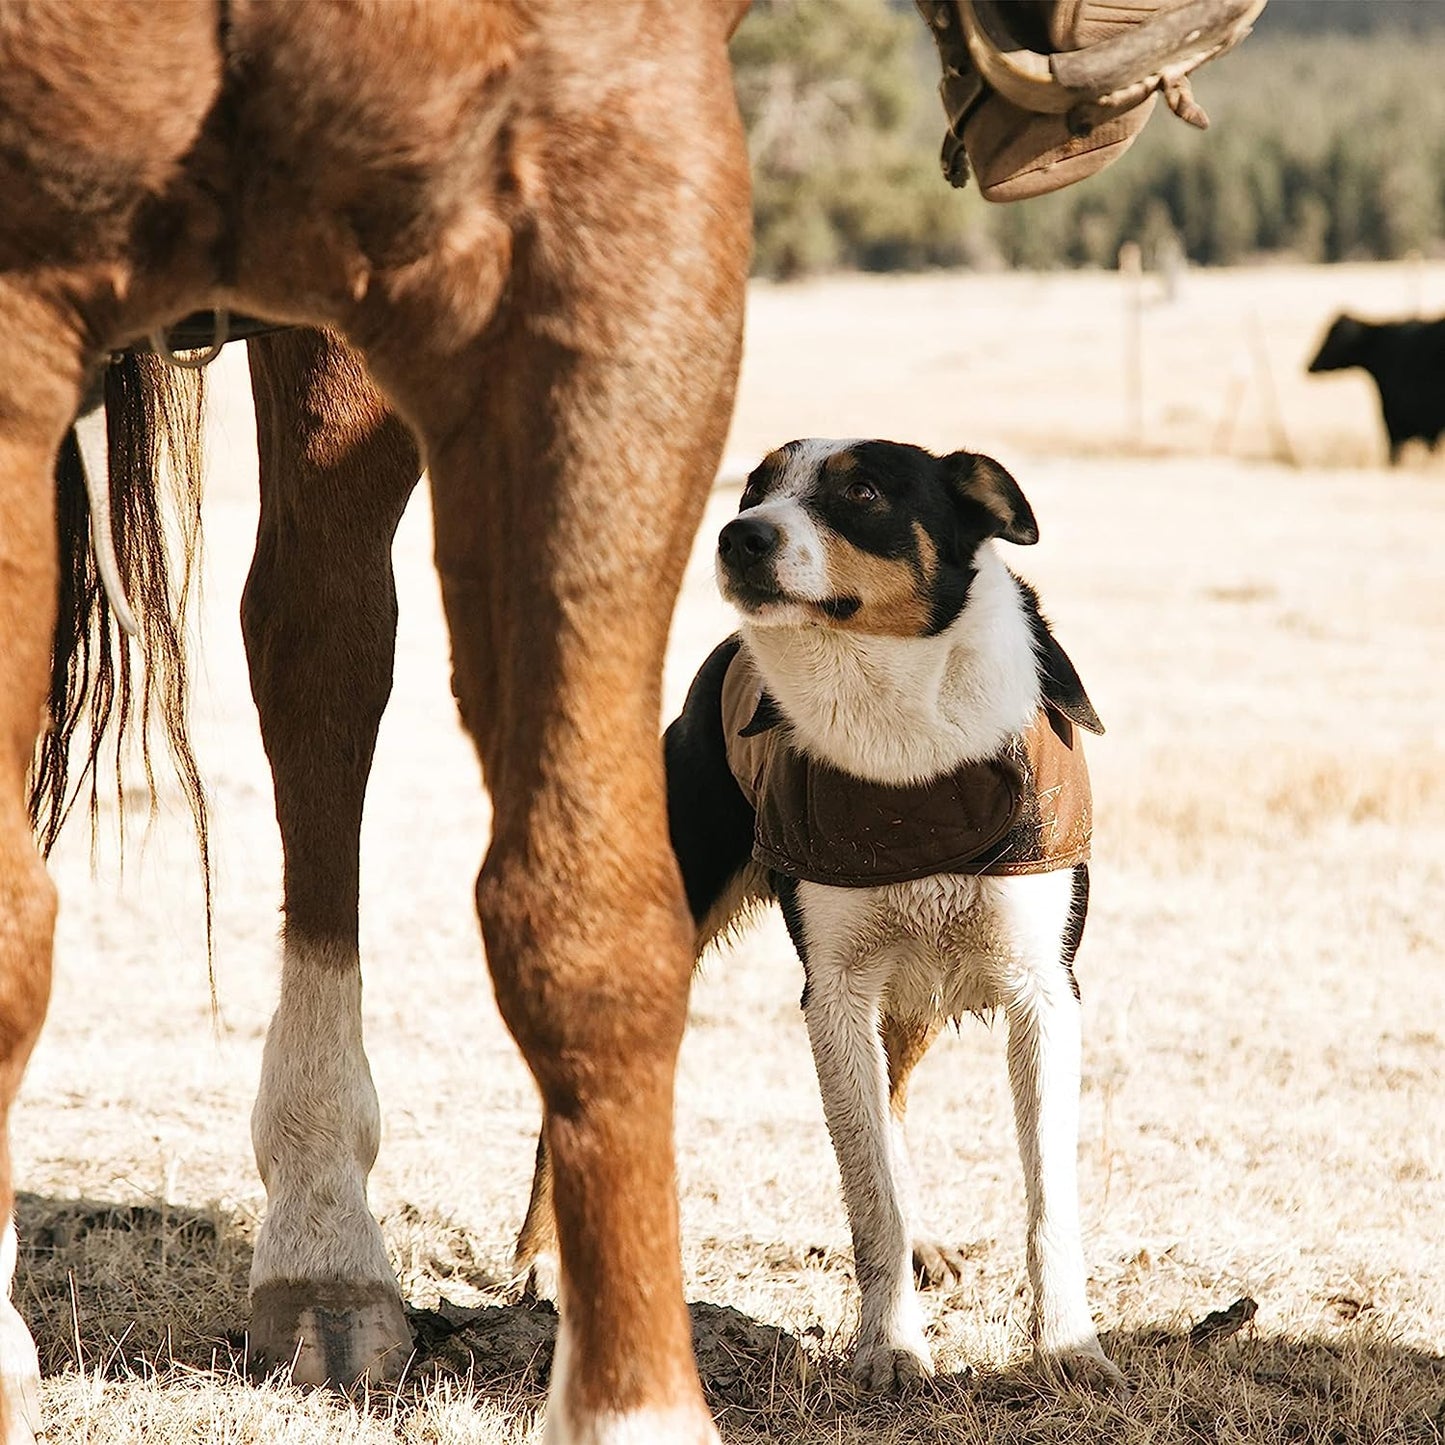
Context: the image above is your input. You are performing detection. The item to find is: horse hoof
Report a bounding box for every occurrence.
[250,1279,413,1388]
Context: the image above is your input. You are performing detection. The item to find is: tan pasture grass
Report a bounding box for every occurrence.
[725,259,1445,473]
[1098,741,1445,878]
[21,262,1445,1441]
[22,1185,1445,1445]
[26,1224,1445,1445]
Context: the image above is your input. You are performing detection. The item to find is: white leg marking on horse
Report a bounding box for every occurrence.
[250,939,392,1291]
[543,1294,720,1445]
[0,1215,40,1445]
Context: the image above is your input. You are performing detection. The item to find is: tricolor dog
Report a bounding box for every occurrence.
[668,438,1121,1391]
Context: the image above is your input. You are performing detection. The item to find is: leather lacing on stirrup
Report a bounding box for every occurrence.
[916,0,1268,201]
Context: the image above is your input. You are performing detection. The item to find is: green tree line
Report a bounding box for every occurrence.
[731,3,1445,276]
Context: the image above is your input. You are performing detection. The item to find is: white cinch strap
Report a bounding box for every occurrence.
[75,411,140,639]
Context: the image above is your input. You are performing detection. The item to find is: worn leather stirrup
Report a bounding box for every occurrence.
[917,0,1267,202]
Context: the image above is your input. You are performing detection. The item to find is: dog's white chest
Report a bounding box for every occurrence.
[875,873,994,944]
[796,872,1022,1021]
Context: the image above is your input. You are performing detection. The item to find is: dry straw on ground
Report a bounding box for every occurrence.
[23,261,1445,1442]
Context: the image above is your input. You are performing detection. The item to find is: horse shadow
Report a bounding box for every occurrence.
[10,1191,791,1421]
[12,1192,1445,1440]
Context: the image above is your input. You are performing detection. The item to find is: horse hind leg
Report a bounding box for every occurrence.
[0,298,87,1443]
[512,1133,559,1302]
[241,328,422,1387]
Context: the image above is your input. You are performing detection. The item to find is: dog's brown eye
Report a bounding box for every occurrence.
[845,481,879,504]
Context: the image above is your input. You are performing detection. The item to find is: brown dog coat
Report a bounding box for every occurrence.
[721,645,1091,888]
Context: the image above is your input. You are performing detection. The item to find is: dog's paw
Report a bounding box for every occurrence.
[911,1238,971,1291]
[1036,1342,1128,1396]
[852,1339,933,1394]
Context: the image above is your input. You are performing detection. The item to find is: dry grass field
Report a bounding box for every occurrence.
[20,260,1445,1443]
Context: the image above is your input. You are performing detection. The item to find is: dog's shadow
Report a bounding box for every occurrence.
[13,1193,1445,1439]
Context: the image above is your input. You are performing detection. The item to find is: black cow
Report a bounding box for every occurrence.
[1308,312,1445,465]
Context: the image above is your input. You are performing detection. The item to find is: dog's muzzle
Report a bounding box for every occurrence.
[718,515,785,604]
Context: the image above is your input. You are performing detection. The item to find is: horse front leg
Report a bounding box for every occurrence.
[314,7,751,1431]
[241,328,422,1386]
[358,177,745,1445]
[427,426,722,1443]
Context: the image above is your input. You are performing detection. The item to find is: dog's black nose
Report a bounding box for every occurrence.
[718,515,780,567]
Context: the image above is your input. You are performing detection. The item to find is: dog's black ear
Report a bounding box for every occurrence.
[1013,577,1103,734]
[944,452,1039,546]
[1034,621,1104,735]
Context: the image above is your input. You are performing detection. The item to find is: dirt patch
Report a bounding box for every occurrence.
[409,1296,803,1418]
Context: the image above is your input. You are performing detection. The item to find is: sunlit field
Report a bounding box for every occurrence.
[22,260,1445,1442]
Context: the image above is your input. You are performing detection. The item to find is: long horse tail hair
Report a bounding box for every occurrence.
[30,351,213,963]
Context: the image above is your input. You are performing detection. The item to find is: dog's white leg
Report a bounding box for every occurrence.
[989,872,1122,1391]
[1005,976,1113,1379]
[0,1215,40,1445]
[808,983,930,1389]
[249,939,410,1386]
[799,898,930,1391]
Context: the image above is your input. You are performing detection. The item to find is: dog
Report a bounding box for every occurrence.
[667,437,1121,1391]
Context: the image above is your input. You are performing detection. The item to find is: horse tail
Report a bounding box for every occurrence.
[30,351,212,951]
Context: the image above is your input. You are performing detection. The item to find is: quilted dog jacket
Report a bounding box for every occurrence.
[721,644,1091,888]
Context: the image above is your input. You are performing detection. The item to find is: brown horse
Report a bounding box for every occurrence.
[0,3,750,1441]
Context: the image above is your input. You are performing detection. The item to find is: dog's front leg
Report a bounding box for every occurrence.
[795,916,930,1390]
[996,877,1123,1391]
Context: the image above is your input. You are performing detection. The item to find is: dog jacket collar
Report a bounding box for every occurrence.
[721,645,1091,888]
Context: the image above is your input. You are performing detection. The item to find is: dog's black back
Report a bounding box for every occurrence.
[665,637,760,926]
